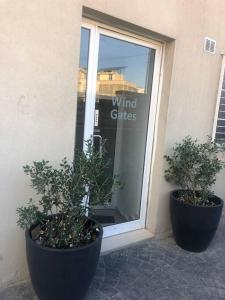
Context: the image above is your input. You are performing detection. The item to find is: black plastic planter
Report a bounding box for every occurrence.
[25,219,103,300]
[170,190,224,252]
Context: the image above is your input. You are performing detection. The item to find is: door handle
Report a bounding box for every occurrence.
[93,134,103,157]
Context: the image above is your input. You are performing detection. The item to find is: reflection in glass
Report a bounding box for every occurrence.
[96,34,150,97]
[75,28,90,150]
[91,34,155,227]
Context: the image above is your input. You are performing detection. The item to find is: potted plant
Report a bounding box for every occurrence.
[17,140,120,300]
[164,136,224,252]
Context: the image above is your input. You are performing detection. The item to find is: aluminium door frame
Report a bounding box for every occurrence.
[81,21,163,238]
[212,55,225,139]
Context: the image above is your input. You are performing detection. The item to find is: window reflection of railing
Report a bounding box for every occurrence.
[78,67,145,97]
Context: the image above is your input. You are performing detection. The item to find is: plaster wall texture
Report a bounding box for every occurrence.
[84,0,225,234]
[0,0,82,286]
[1,0,225,286]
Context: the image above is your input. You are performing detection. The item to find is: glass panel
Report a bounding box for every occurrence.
[75,28,90,150]
[216,70,225,144]
[91,34,155,226]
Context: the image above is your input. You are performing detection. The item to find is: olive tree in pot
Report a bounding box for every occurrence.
[164,136,225,252]
[17,140,120,300]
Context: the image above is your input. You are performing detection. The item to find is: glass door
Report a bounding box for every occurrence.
[76,23,162,237]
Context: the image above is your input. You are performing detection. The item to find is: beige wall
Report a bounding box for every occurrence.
[0,0,82,286]
[83,0,225,230]
[1,0,225,286]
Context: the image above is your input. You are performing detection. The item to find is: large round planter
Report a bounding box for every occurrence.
[170,190,224,252]
[25,218,103,300]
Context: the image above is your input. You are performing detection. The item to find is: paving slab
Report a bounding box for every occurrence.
[0,216,225,299]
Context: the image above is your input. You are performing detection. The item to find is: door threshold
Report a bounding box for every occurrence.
[101,228,154,254]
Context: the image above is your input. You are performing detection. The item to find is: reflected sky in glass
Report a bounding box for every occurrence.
[80,28,90,69]
[80,29,152,89]
[98,35,150,89]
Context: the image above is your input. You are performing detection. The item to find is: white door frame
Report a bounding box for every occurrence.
[81,21,163,238]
